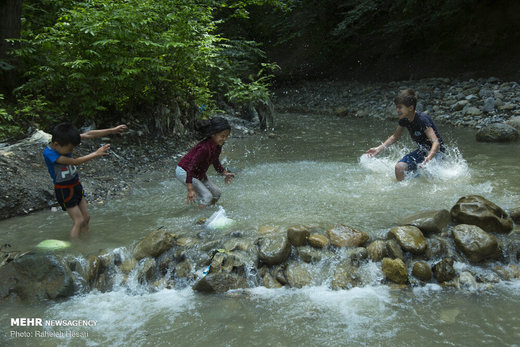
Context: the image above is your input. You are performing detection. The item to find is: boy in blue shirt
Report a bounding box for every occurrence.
[365,89,444,181]
[43,122,126,238]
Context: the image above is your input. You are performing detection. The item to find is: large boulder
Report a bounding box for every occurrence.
[382,258,408,284]
[452,224,499,262]
[476,123,519,142]
[399,209,451,234]
[255,234,291,266]
[0,253,74,303]
[387,226,427,255]
[451,195,513,233]
[327,224,369,248]
[134,229,176,260]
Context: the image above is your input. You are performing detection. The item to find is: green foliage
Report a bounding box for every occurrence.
[12,0,283,132]
[225,62,280,105]
[0,94,24,140]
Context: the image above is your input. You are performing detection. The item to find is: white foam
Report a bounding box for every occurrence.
[359,153,394,174]
[248,284,397,340]
[45,288,195,345]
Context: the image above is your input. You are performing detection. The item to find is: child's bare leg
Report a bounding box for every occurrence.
[395,162,408,181]
[66,205,86,238]
[78,198,91,234]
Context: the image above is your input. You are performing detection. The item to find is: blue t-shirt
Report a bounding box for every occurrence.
[43,146,79,185]
[400,111,445,152]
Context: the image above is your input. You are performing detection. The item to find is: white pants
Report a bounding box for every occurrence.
[176,166,221,205]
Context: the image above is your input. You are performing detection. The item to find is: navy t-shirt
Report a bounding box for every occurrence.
[400,112,445,152]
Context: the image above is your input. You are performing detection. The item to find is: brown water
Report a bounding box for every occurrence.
[1,113,519,346]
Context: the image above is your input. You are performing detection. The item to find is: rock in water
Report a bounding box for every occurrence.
[0,253,74,302]
[451,195,513,233]
[327,224,369,247]
[412,261,433,281]
[387,226,427,254]
[255,234,291,266]
[452,224,499,262]
[399,209,451,234]
[476,123,519,142]
[382,258,408,284]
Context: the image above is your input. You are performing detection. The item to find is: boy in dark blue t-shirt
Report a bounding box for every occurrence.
[43,122,126,238]
[365,89,444,181]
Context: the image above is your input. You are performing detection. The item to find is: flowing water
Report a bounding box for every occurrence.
[1,113,520,346]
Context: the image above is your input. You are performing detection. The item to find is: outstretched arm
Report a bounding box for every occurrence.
[80,125,127,140]
[55,144,111,166]
[366,126,404,157]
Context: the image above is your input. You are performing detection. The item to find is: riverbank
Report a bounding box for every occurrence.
[273,77,520,128]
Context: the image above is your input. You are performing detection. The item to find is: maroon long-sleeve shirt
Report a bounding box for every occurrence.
[178,138,225,183]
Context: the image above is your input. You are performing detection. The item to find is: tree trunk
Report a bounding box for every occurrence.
[0,0,22,96]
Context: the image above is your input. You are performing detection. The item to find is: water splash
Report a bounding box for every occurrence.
[359,145,470,182]
[420,147,470,182]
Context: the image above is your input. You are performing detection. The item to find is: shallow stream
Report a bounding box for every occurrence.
[1,113,520,346]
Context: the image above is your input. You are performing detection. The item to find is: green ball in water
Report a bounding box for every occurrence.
[36,239,71,250]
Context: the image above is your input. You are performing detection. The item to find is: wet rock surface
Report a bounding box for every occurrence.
[382,258,408,284]
[452,224,499,262]
[412,261,433,281]
[327,224,369,248]
[255,232,291,266]
[451,195,513,233]
[1,194,519,303]
[387,226,427,254]
[399,209,451,234]
[0,252,74,303]
[134,229,177,260]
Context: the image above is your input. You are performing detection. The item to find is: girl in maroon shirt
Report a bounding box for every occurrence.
[176,117,235,206]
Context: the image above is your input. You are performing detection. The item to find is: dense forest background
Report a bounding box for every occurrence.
[1,0,519,140]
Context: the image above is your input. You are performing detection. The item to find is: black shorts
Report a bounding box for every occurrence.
[55,181,84,211]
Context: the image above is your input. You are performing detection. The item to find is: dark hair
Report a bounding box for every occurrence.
[394,89,417,108]
[51,122,81,146]
[196,117,231,138]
